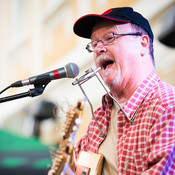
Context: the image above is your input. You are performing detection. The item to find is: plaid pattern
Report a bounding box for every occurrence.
[74,71,175,175]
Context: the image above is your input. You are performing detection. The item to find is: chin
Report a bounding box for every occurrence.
[106,78,120,89]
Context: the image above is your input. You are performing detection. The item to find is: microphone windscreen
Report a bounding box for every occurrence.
[66,63,79,78]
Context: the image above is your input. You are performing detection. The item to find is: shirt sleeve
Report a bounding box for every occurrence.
[142,105,175,174]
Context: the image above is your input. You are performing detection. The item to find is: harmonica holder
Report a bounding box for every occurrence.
[72,67,130,137]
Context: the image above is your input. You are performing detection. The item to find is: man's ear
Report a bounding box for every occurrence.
[140,35,149,56]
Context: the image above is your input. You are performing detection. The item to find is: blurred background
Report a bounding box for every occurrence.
[0,0,175,174]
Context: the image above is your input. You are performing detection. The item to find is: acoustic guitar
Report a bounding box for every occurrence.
[51,100,84,175]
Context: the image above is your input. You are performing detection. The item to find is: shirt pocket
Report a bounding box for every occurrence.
[133,150,147,172]
[119,149,147,174]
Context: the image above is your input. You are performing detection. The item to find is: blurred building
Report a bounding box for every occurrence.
[0,0,175,143]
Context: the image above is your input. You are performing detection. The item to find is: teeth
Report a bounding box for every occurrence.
[96,55,114,69]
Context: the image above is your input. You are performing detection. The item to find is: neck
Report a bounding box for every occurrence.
[110,69,154,103]
[110,84,135,104]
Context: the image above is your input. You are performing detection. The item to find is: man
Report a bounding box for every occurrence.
[49,7,175,174]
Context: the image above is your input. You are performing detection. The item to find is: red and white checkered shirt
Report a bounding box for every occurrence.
[74,71,175,175]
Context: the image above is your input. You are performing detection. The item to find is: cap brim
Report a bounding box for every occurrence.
[73,14,130,39]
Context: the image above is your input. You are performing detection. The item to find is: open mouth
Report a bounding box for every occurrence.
[101,60,114,70]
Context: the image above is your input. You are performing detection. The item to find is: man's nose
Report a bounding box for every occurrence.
[95,41,107,53]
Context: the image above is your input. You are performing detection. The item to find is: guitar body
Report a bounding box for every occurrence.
[76,151,104,175]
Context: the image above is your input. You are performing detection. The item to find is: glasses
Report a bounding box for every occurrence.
[86,32,141,53]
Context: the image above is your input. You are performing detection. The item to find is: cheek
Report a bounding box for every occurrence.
[93,53,98,66]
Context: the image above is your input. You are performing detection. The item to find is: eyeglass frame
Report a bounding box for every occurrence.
[86,32,142,53]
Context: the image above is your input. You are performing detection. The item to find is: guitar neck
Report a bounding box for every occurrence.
[51,100,84,175]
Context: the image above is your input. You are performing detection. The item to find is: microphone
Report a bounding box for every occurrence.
[11,62,79,87]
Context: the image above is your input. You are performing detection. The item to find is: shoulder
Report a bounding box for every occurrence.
[147,80,175,117]
[153,80,175,105]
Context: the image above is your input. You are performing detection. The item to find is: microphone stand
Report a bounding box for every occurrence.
[0,79,50,103]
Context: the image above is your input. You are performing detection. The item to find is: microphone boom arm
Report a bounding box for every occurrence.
[0,80,50,103]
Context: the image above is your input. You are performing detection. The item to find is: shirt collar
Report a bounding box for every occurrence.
[123,71,160,121]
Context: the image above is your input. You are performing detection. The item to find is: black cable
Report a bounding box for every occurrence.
[0,85,11,95]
